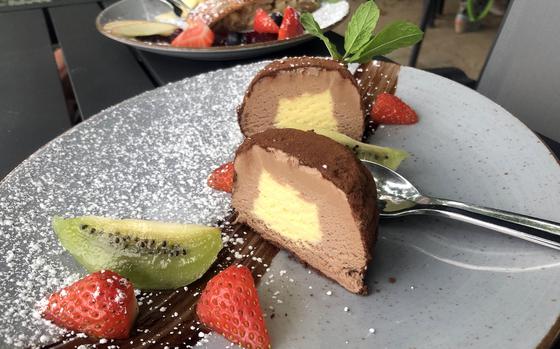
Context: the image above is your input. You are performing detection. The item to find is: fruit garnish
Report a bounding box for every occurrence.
[278,6,304,40]
[171,21,214,48]
[103,20,179,37]
[254,8,280,34]
[196,265,271,349]
[301,0,423,62]
[207,161,234,193]
[214,32,242,46]
[371,93,418,125]
[311,128,409,170]
[43,270,138,339]
[52,216,222,289]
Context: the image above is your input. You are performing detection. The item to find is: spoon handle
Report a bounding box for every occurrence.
[415,197,560,250]
[163,0,186,16]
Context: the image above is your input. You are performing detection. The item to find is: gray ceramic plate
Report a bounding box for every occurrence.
[1,62,560,349]
[96,0,349,60]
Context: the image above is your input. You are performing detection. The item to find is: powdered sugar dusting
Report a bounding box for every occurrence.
[0,62,268,347]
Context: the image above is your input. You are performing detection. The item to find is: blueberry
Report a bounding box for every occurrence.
[270,12,283,27]
[212,32,227,46]
[225,32,242,46]
[243,32,277,44]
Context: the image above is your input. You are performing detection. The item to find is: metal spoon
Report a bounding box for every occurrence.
[162,0,188,17]
[361,160,560,250]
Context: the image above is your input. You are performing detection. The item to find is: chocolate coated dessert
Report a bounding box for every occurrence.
[232,128,378,294]
[238,57,366,140]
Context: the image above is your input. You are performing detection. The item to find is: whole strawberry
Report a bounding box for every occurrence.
[278,7,304,40]
[196,265,271,349]
[207,161,234,193]
[43,270,138,339]
[172,21,215,48]
[371,93,418,125]
[254,8,280,34]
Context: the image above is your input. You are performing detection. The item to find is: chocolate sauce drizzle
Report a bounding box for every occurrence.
[354,60,401,113]
[42,215,278,349]
[355,60,401,140]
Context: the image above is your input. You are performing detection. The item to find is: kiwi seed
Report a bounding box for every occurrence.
[78,224,189,257]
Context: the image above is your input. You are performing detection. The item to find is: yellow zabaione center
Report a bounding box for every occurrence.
[252,170,322,244]
[274,89,337,131]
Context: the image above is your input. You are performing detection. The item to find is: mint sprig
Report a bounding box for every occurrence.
[343,0,379,58]
[301,0,423,63]
[300,14,342,60]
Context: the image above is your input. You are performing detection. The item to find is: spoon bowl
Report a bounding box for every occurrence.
[361,160,560,250]
[361,160,422,215]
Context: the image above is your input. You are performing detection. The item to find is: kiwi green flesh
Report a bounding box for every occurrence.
[52,216,222,290]
[312,128,409,170]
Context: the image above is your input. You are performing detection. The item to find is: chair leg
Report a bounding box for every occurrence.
[429,0,439,27]
[408,0,436,67]
[437,0,445,14]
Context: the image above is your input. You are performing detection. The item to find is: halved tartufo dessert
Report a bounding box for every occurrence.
[232,128,378,294]
[237,57,366,140]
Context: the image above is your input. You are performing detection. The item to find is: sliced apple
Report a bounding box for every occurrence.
[103,20,179,37]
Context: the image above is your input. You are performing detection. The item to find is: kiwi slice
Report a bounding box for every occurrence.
[52,216,222,290]
[312,129,409,170]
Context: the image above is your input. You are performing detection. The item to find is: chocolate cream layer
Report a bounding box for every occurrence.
[233,128,378,294]
[238,57,366,140]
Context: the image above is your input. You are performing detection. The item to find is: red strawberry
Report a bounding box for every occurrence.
[254,8,280,34]
[171,21,215,48]
[42,270,138,339]
[371,93,418,124]
[278,7,303,40]
[196,265,270,349]
[207,161,234,193]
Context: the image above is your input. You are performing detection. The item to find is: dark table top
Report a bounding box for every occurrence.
[0,0,350,179]
[1,0,559,181]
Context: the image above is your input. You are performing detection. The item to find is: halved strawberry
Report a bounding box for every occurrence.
[254,8,279,34]
[171,21,215,48]
[42,270,138,339]
[196,265,271,349]
[278,6,304,40]
[207,161,234,193]
[371,93,419,124]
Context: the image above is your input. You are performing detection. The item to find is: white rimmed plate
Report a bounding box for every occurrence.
[96,0,349,60]
[0,62,559,348]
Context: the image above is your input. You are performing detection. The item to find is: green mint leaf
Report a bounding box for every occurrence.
[343,0,379,58]
[300,12,343,60]
[349,21,423,63]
